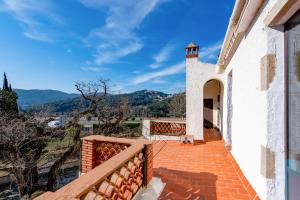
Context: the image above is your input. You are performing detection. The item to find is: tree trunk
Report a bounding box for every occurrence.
[46,129,81,191]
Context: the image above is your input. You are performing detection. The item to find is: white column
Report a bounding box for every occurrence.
[142,119,151,139]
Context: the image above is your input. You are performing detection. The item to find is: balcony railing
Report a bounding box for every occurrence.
[143,118,186,137]
[35,136,153,200]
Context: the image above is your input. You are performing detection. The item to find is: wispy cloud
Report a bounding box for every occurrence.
[0,0,63,42]
[151,78,168,84]
[149,43,174,69]
[80,0,169,65]
[199,41,222,62]
[132,61,185,85]
[24,30,54,42]
[81,66,107,72]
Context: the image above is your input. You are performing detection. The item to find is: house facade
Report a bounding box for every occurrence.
[186,0,300,199]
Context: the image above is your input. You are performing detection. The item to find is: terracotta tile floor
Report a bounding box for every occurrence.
[153,130,251,200]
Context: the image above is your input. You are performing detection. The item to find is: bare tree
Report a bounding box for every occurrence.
[0,78,132,198]
[169,92,186,118]
[46,79,109,191]
[46,79,131,190]
[0,112,62,198]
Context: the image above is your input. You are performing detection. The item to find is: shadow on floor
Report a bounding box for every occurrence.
[204,129,222,143]
[154,167,217,200]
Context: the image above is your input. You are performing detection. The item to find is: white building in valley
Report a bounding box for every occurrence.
[186,1,300,199]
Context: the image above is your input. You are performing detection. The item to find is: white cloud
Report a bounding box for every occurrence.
[150,43,174,69]
[81,66,107,72]
[151,79,168,84]
[199,41,223,61]
[132,61,185,85]
[0,0,63,42]
[80,0,169,65]
[24,30,53,42]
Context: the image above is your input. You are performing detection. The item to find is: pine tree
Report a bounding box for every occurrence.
[2,72,9,91]
[0,73,18,113]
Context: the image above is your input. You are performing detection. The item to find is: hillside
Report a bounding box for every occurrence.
[26,90,172,114]
[15,89,79,108]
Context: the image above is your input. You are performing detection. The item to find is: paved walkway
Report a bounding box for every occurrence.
[153,130,253,200]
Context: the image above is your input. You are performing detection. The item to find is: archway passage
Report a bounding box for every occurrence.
[203,79,223,141]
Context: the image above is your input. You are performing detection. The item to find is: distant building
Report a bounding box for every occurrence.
[78,114,99,134]
[48,116,68,128]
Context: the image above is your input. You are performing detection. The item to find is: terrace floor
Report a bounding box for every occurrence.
[153,130,253,200]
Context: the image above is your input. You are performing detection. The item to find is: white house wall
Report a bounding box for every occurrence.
[222,1,285,199]
[186,0,286,199]
[186,58,224,140]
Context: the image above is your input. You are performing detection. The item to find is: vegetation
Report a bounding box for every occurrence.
[27,90,186,118]
[0,78,135,199]
[0,73,18,113]
[15,89,79,108]
[0,73,186,199]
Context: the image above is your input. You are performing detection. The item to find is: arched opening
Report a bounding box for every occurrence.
[203,79,223,141]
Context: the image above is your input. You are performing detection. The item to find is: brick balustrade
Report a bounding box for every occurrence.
[35,136,153,200]
[149,119,186,136]
[82,140,130,173]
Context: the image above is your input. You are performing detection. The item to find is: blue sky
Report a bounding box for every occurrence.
[0,0,235,94]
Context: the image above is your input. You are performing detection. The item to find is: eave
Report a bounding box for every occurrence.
[217,0,265,68]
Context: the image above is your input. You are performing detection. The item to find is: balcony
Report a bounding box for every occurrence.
[35,136,153,200]
[35,122,259,200]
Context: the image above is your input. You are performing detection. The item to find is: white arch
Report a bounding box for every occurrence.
[186,60,225,141]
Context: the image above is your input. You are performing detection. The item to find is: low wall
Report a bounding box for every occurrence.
[35,136,153,200]
[142,118,186,138]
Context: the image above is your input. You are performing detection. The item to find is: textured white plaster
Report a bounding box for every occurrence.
[265,25,285,200]
[142,119,151,138]
[186,0,287,199]
[186,58,224,140]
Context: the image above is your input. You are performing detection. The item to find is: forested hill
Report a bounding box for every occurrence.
[24,90,169,112]
[15,89,79,108]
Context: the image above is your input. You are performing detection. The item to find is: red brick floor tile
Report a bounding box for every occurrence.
[153,130,252,200]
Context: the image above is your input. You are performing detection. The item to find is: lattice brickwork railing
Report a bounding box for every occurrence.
[150,120,186,136]
[83,152,144,200]
[35,136,153,200]
[94,142,129,166]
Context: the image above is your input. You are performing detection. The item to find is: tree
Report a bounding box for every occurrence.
[72,80,131,135]
[0,112,60,198]
[46,78,131,191]
[45,79,110,191]
[0,73,18,113]
[0,78,132,198]
[2,72,9,91]
[0,89,19,113]
[147,100,170,117]
[169,92,186,118]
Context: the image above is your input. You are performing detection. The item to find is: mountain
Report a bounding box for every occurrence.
[15,89,80,108]
[26,90,171,114]
[120,90,170,106]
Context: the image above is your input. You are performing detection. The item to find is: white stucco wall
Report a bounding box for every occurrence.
[186,1,286,199]
[186,58,223,140]
[221,1,285,199]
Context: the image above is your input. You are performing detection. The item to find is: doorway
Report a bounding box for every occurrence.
[203,79,223,141]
